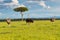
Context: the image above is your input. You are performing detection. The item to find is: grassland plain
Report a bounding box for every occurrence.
[0,20,60,40]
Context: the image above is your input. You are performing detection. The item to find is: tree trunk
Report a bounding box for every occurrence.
[21,12,23,21]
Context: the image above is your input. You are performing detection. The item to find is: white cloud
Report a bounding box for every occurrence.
[4,0,19,6]
[0,0,21,8]
[39,1,46,8]
[26,0,51,9]
[1,0,26,9]
[0,0,4,2]
[38,1,51,9]
[18,4,26,7]
[47,6,51,9]
[12,0,19,4]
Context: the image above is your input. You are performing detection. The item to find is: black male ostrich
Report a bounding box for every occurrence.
[26,18,34,23]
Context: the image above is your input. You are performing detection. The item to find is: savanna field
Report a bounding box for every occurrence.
[0,20,60,40]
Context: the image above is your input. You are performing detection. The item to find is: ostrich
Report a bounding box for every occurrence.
[50,17,55,25]
[6,18,11,26]
[50,18,55,22]
[26,14,34,24]
[50,16,55,22]
[26,18,34,23]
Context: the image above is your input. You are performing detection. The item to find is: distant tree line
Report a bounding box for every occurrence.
[0,18,60,22]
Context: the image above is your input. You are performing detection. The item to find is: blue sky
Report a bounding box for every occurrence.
[0,0,60,19]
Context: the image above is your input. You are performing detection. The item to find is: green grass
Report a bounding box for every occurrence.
[0,20,60,40]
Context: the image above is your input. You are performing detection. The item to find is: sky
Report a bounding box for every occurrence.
[0,0,60,19]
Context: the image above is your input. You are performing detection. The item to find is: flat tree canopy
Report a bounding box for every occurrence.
[14,7,28,12]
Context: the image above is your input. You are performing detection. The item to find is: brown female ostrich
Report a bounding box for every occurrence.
[6,18,11,26]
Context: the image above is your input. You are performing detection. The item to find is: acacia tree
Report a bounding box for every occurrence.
[14,7,28,21]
